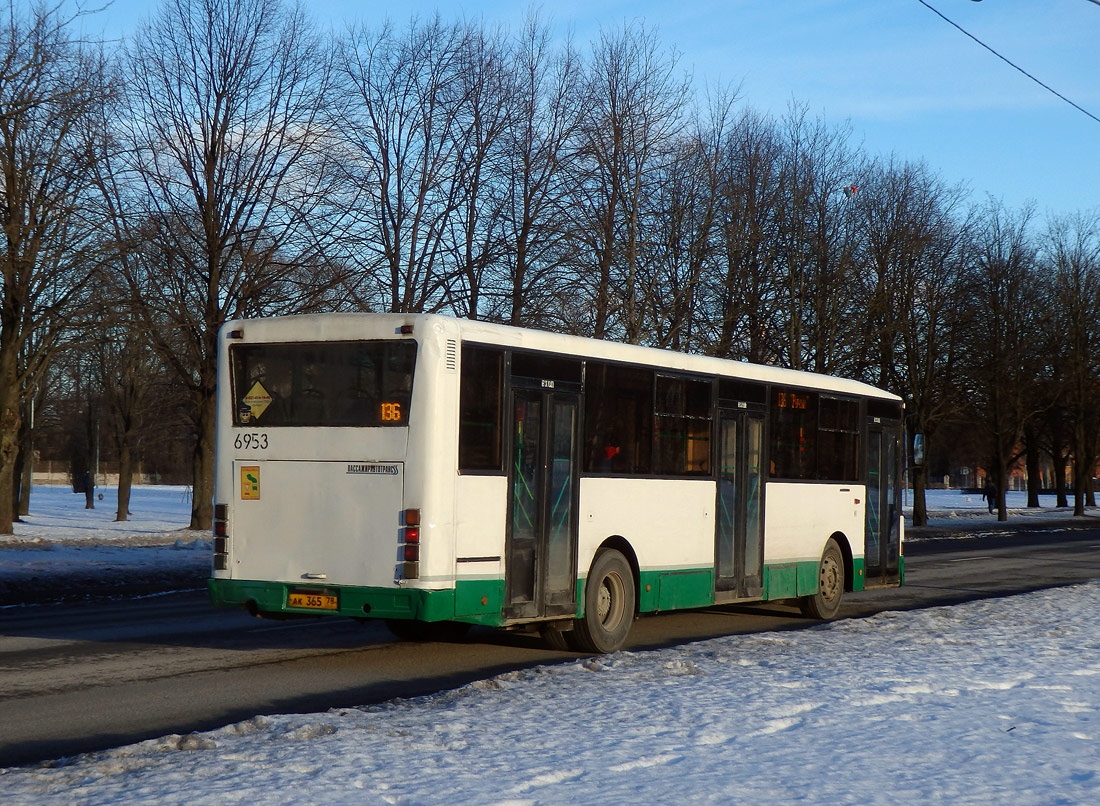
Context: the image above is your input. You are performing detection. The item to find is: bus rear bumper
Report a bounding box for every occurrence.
[207,577,461,623]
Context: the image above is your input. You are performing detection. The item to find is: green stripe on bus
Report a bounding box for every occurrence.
[638,569,715,611]
[208,577,511,626]
[762,562,816,600]
[208,578,455,623]
[210,552,871,628]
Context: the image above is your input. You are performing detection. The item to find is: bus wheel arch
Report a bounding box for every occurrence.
[829,531,855,593]
[571,538,638,654]
[799,535,847,620]
[591,535,640,610]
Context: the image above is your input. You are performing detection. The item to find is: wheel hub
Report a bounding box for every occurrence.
[597,572,624,626]
[820,557,840,599]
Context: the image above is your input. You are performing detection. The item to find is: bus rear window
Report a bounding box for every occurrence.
[231,341,416,427]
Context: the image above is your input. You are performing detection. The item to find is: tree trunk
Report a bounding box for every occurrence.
[0,351,22,534]
[116,441,133,522]
[1083,440,1099,508]
[0,455,14,535]
[1053,451,1069,507]
[1073,428,1088,516]
[13,398,32,517]
[84,471,95,509]
[996,463,1009,522]
[1085,449,1097,507]
[1024,426,1041,508]
[17,429,31,517]
[911,463,927,527]
[189,384,217,531]
[11,439,24,520]
[1074,465,1088,516]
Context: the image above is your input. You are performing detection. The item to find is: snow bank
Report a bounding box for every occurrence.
[3,581,1098,804]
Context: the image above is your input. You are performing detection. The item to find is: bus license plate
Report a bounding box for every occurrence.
[288,592,338,610]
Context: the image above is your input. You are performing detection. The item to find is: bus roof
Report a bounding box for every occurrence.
[222,312,901,403]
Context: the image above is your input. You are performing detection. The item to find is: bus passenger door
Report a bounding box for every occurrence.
[505,389,580,620]
[864,423,902,586]
[715,410,764,599]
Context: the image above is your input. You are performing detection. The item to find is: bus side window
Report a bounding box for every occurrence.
[770,388,818,479]
[653,375,712,476]
[459,345,504,472]
[817,396,860,481]
[584,362,652,475]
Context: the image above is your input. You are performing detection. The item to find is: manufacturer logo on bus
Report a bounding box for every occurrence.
[346,463,400,475]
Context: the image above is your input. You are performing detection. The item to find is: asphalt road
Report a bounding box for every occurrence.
[2,524,1099,768]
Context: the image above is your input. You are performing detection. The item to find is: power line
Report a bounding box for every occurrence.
[917,0,1100,126]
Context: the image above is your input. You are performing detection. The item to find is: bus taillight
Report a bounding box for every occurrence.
[401,509,420,579]
[213,504,229,571]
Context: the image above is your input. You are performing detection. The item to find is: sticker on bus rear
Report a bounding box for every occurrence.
[242,382,272,421]
[346,463,400,475]
[241,465,260,499]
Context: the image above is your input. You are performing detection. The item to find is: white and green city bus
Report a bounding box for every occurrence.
[208,313,903,652]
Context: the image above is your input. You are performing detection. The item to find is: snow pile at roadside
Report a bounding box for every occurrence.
[3,580,1098,805]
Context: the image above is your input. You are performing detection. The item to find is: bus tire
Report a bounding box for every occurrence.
[384,619,471,642]
[571,549,635,654]
[539,625,574,651]
[799,538,845,620]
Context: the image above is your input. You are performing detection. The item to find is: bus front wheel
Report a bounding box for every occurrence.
[571,549,635,654]
[799,538,845,620]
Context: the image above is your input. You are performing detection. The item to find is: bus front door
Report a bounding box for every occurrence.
[864,423,902,586]
[715,410,764,599]
[505,389,580,621]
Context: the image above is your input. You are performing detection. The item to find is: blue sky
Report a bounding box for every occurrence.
[93,0,1099,220]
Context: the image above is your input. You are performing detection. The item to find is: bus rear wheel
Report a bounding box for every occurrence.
[799,538,845,620]
[570,549,635,654]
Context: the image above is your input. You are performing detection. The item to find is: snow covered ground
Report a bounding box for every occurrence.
[904,487,1100,529]
[1,484,194,546]
[0,486,207,604]
[1,485,1098,803]
[3,581,1099,804]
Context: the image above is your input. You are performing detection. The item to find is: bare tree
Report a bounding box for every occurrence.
[442,22,514,320]
[570,21,691,342]
[852,159,970,525]
[961,200,1045,521]
[772,106,861,374]
[334,16,472,314]
[0,3,113,534]
[640,85,738,351]
[1042,211,1100,515]
[119,0,341,530]
[705,109,785,362]
[88,274,161,521]
[493,12,585,329]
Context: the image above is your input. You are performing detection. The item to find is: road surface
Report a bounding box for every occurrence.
[2,524,1099,767]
